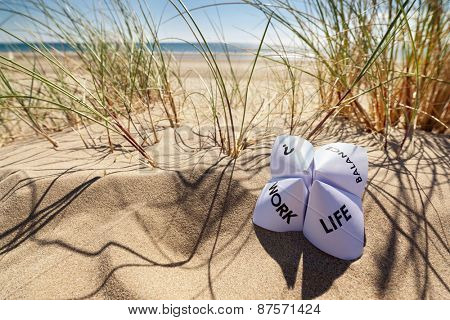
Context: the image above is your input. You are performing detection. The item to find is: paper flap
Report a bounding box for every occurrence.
[313,142,368,198]
[253,178,309,232]
[270,135,314,184]
[303,180,364,260]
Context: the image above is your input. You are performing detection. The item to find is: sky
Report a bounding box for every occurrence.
[0,0,294,44]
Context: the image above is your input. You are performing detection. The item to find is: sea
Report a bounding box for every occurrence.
[0,42,252,53]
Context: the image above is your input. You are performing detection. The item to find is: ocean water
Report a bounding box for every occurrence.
[0,42,250,53]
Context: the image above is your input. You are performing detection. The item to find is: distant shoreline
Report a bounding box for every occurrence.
[0,42,257,53]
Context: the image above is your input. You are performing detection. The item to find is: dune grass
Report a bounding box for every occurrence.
[246,0,449,147]
[0,0,448,164]
[0,0,181,165]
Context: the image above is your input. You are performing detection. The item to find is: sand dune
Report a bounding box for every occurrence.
[0,123,449,299]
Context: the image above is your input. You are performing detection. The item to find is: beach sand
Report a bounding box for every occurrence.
[0,121,448,300]
[0,55,449,300]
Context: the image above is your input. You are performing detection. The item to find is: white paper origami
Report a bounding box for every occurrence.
[253,136,368,260]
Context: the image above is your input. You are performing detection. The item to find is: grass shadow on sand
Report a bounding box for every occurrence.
[0,172,100,255]
[3,158,256,299]
[0,120,448,299]
[365,133,450,298]
[83,159,254,299]
[315,122,449,299]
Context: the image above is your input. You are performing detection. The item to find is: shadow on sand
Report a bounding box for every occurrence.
[0,120,448,299]
[254,226,352,299]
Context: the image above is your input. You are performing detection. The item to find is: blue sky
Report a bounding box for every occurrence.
[0,0,292,44]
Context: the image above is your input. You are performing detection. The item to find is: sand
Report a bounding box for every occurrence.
[0,119,449,300]
[0,52,449,299]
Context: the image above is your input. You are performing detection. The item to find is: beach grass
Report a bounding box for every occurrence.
[246,0,449,146]
[0,0,448,163]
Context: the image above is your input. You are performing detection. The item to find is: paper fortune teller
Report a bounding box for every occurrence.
[253,136,368,260]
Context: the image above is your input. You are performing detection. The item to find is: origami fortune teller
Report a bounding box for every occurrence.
[253,136,368,260]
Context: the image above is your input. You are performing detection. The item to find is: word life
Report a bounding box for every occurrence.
[268,182,298,224]
[320,204,352,234]
[325,146,363,183]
